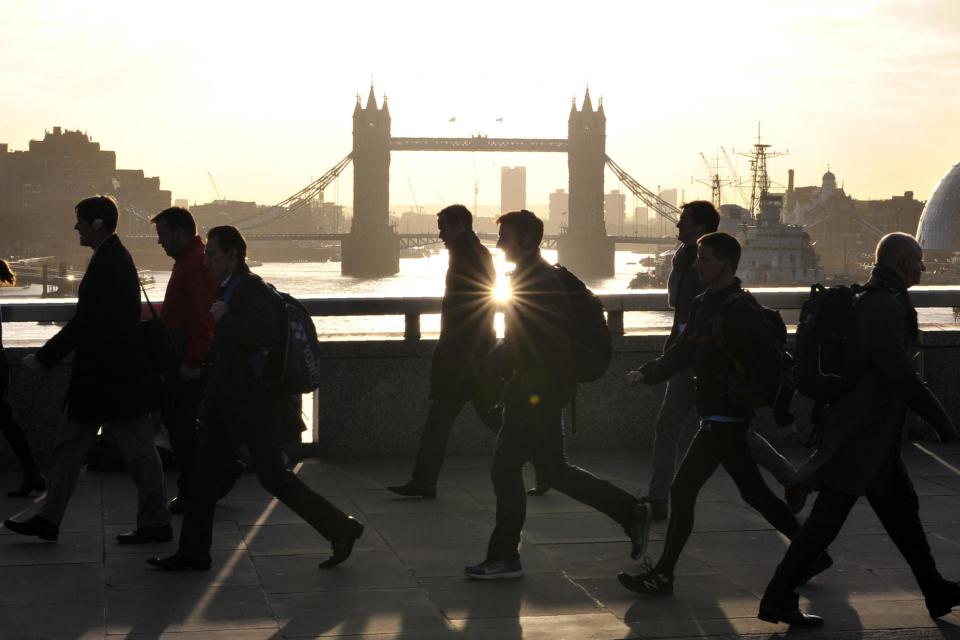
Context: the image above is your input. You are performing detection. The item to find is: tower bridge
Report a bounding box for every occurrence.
[232,87,679,277]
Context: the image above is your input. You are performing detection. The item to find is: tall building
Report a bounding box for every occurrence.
[500,166,526,214]
[0,127,170,255]
[604,189,626,234]
[548,188,568,230]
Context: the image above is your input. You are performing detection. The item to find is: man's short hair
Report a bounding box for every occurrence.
[697,231,741,272]
[875,232,920,266]
[681,200,720,233]
[437,204,473,229]
[151,206,198,236]
[75,195,119,232]
[207,225,247,261]
[496,209,543,249]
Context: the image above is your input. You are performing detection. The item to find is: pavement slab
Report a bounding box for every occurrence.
[1,445,960,639]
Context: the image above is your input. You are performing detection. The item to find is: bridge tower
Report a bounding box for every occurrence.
[558,89,614,278]
[342,86,400,276]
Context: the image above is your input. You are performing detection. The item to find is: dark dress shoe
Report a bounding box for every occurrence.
[526,484,552,496]
[167,496,187,515]
[386,481,436,499]
[3,515,58,541]
[7,469,47,498]
[926,581,960,618]
[758,603,824,627]
[319,517,364,569]
[147,552,211,571]
[116,524,173,545]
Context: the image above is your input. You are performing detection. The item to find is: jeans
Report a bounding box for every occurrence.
[40,412,169,528]
[763,465,944,607]
[647,368,798,502]
[656,420,799,577]
[486,385,637,562]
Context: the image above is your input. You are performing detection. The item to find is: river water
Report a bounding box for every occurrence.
[1,246,955,345]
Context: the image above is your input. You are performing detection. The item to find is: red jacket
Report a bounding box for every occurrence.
[160,236,217,369]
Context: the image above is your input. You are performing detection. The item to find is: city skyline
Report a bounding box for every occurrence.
[2,0,958,212]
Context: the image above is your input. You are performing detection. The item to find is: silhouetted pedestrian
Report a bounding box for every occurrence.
[149,225,363,571]
[4,196,170,544]
[618,232,830,598]
[150,206,242,514]
[639,201,801,522]
[465,210,646,579]
[759,233,960,627]
[0,259,46,498]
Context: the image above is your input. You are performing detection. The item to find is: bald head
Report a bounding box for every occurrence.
[875,232,925,287]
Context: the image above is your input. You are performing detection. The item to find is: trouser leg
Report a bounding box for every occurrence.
[748,427,798,488]
[251,441,350,541]
[107,415,170,529]
[0,398,38,471]
[717,424,798,538]
[763,487,857,606]
[162,374,204,497]
[657,425,721,576]
[648,367,697,503]
[544,416,637,526]
[38,416,99,526]
[410,396,469,487]
[485,389,541,562]
[868,466,944,595]
[179,428,231,557]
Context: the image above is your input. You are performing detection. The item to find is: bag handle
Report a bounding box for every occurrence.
[139,279,160,320]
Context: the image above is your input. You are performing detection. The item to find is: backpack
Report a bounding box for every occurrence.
[713,290,791,411]
[223,276,324,394]
[553,265,612,383]
[793,283,868,404]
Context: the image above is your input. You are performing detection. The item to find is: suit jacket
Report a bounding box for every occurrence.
[797,265,953,496]
[201,265,304,447]
[36,234,156,423]
[429,231,497,398]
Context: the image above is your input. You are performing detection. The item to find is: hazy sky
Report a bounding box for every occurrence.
[2,0,958,215]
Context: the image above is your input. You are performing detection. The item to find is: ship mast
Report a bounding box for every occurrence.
[739,123,787,218]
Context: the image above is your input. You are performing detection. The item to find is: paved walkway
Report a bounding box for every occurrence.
[2,443,960,639]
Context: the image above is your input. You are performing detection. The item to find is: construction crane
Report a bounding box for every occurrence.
[695,151,733,208]
[720,147,751,208]
[407,178,423,215]
[207,172,224,201]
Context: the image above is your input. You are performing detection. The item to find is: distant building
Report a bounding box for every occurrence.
[917,161,960,279]
[500,166,526,214]
[604,189,626,234]
[548,188,568,233]
[0,127,171,255]
[786,168,923,273]
[174,198,190,209]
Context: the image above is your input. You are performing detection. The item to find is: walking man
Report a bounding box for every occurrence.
[151,206,218,513]
[387,205,502,499]
[618,232,830,597]
[758,233,960,627]
[640,201,801,521]
[4,196,170,544]
[465,210,647,579]
[149,226,363,571]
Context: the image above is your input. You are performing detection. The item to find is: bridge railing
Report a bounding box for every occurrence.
[3,287,959,340]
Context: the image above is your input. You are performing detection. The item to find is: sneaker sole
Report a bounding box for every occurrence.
[465,570,524,580]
